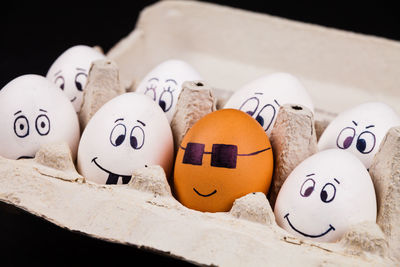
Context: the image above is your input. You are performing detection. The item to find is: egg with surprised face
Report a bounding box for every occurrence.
[274,149,377,242]
[135,59,202,122]
[318,102,400,169]
[224,73,314,136]
[77,93,174,185]
[0,74,80,160]
[46,45,106,112]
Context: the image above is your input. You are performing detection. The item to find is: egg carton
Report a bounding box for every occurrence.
[1,1,400,266]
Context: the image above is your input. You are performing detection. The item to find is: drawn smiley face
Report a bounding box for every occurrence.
[135,59,202,122]
[174,109,274,212]
[224,72,314,136]
[0,74,80,160]
[318,102,400,168]
[46,45,105,112]
[274,149,377,242]
[77,93,174,185]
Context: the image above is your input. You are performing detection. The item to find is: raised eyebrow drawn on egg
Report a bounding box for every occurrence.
[137,120,146,127]
[306,173,315,177]
[54,70,62,77]
[352,120,358,126]
[254,92,263,95]
[76,67,86,72]
[274,99,280,106]
[114,118,124,123]
[39,109,47,113]
[366,125,375,129]
[165,79,178,85]
[14,110,22,116]
[333,178,340,184]
[148,77,159,82]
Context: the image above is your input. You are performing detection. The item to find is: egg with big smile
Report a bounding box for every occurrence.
[174,109,274,212]
[77,93,174,185]
[274,149,377,242]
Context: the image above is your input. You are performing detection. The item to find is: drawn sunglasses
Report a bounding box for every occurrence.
[180,142,270,169]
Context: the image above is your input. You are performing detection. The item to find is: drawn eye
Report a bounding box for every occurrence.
[14,115,29,138]
[159,89,173,112]
[320,183,336,203]
[35,114,50,136]
[144,86,156,101]
[110,123,126,147]
[54,76,65,90]
[255,104,276,132]
[75,72,87,91]
[239,97,259,117]
[300,178,315,197]
[130,126,145,149]
[356,131,376,154]
[336,127,356,149]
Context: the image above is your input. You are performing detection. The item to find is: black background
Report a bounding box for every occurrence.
[1,1,399,266]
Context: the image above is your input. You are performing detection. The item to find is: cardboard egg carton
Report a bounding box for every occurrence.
[1,1,399,265]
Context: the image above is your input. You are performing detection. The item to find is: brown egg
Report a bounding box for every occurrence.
[174,109,274,212]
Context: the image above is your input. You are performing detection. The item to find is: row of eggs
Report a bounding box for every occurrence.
[1,45,399,244]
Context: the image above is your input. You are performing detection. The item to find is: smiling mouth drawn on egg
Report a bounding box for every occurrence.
[70,96,77,102]
[17,155,34,160]
[284,213,335,238]
[193,188,217,197]
[91,157,131,185]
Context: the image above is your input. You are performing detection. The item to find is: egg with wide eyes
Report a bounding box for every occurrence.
[0,74,80,160]
[174,109,274,212]
[318,102,400,168]
[135,59,202,122]
[77,92,174,185]
[224,72,314,136]
[46,45,106,112]
[274,149,377,242]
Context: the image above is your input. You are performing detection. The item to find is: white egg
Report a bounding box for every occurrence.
[274,149,377,242]
[0,74,80,160]
[318,102,400,169]
[135,59,202,122]
[224,73,314,136]
[77,92,174,185]
[46,45,106,112]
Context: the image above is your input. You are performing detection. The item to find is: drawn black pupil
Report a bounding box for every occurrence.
[131,136,138,148]
[60,84,64,90]
[159,100,166,112]
[41,121,45,128]
[256,115,264,126]
[356,139,366,152]
[20,124,24,130]
[321,190,328,202]
[304,186,313,197]
[116,135,124,146]
[76,81,82,91]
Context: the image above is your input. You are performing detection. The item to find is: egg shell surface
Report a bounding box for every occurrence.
[0,74,80,160]
[77,92,174,185]
[46,45,106,112]
[174,109,274,212]
[274,149,377,242]
[135,59,202,122]
[223,72,314,136]
[318,102,400,168]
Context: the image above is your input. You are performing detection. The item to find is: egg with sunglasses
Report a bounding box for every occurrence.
[274,149,377,242]
[0,74,80,160]
[318,102,400,169]
[224,72,314,136]
[174,109,274,212]
[135,59,202,122]
[77,93,174,185]
[46,45,106,112]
